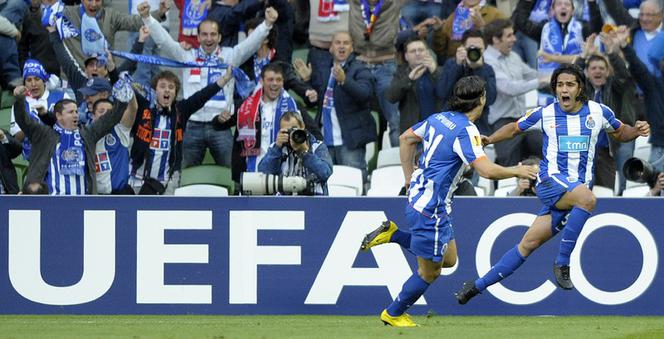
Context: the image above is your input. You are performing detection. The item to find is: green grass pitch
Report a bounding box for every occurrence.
[1,315,663,338]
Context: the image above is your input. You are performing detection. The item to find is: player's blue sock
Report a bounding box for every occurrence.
[556,207,591,266]
[475,245,526,291]
[386,273,429,316]
[390,229,411,249]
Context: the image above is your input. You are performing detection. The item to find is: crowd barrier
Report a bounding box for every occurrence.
[0,196,661,315]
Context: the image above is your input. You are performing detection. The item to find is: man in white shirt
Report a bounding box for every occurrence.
[138,2,278,168]
[483,19,548,166]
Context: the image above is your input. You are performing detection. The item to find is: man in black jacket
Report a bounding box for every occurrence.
[0,128,22,194]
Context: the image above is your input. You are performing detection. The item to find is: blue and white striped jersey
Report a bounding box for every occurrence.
[408,111,486,217]
[46,142,87,195]
[517,100,623,185]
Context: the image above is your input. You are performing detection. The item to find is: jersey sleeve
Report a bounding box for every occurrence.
[600,103,623,132]
[410,120,428,139]
[516,107,543,132]
[453,125,486,165]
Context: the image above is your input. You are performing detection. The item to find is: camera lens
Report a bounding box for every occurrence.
[467,47,482,62]
[290,129,307,145]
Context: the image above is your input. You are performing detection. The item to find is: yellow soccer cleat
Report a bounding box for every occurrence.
[360,221,398,251]
[380,309,418,327]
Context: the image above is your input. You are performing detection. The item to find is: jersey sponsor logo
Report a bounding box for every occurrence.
[95,151,112,173]
[558,135,590,152]
[585,115,596,129]
[150,128,171,151]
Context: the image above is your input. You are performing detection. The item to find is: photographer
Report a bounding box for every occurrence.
[437,29,497,135]
[508,157,540,196]
[257,112,333,195]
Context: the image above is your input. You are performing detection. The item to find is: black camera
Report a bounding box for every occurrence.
[623,157,661,188]
[288,128,307,146]
[467,46,482,62]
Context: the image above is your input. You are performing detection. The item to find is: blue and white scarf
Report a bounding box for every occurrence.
[528,0,552,23]
[53,123,86,176]
[333,0,349,12]
[451,1,473,41]
[359,0,384,40]
[111,49,253,99]
[80,5,108,57]
[321,70,336,146]
[182,0,208,36]
[41,0,79,40]
[253,48,275,86]
[538,17,583,72]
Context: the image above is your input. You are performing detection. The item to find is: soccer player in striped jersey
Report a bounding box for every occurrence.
[455,64,651,304]
[360,76,539,327]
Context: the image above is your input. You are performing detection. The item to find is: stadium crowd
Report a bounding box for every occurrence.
[0,0,663,196]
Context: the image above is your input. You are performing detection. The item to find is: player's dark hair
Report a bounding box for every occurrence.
[550,63,588,102]
[448,75,486,113]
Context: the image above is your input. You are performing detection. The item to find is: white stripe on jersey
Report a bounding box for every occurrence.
[566,113,581,182]
[433,212,441,256]
[543,105,559,179]
[585,101,604,183]
[411,170,435,213]
[444,165,466,214]
[49,143,85,195]
[452,138,467,164]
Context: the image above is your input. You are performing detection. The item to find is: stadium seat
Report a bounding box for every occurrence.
[328,184,360,197]
[328,165,363,196]
[626,179,643,189]
[622,185,650,197]
[376,147,400,168]
[174,185,229,196]
[497,178,517,188]
[179,165,235,194]
[493,186,515,197]
[473,186,485,196]
[367,185,402,197]
[484,144,496,162]
[369,166,404,193]
[592,185,614,197]
[633,136,651,161]
[476,176,494,196]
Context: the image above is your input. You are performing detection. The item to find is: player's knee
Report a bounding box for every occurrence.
[442,255,457,268]
[520,238,543,254]
[576,192,596,211]
[418,268,441,283]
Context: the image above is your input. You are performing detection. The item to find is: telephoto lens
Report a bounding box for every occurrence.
[289,128,308,145]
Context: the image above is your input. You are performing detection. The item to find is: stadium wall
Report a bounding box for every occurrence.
[0,196,661,315]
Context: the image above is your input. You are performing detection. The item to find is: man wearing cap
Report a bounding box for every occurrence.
[11,84,130,195]
[139,3,278,168]
[78,77,112,125]
[9,59,71,161]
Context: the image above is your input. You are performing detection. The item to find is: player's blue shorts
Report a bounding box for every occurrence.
[405,205,454,262]
[535,173,582,235]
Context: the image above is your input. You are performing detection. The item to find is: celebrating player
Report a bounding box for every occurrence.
[455,64,650,304]
[360,75,539,327]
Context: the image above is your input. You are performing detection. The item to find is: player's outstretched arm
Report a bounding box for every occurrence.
[399,128,421,190]
[472,157,539,181]
[609,120,650,142]
[483,121,522,146]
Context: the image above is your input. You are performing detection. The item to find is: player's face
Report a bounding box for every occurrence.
[555,73,582,112]
[553,0,573,24]
[198,22,221,54]
[92,101,113,122]
[587,59,608,88]
[56,102,79,130]
[404,41,428,67]
[262,70,284,101]
[24,75,45,98]
[155,78,177,108]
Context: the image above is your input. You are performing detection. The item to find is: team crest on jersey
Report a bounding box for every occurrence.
[585,115,596,129]
[95,151,112,173]
[105,133,116,146]
[150,128,171,150]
